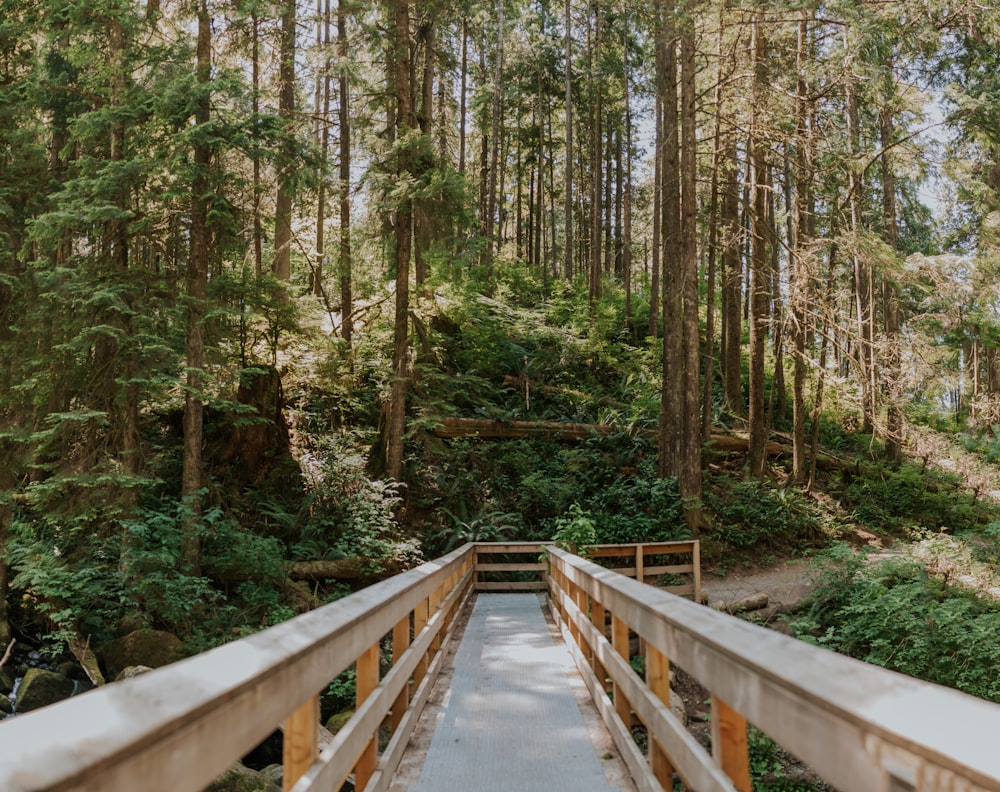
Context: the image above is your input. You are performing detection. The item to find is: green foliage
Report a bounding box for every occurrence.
[425,509,522,555]
[841,463,978,534]
[705,478,822,551]
[551,503,597,556]
[292,437,421,572]
[791,549,1000,703]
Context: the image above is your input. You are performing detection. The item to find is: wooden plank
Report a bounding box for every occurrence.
[474,581,547,591]
[473,541,551,553]
[355,642,379,790]
[413,597,430,688]
[590,600,607,686]
[647,645,674,786]
[475,562,547,572]
[390,614,410,733]
[611,613,631,727]
[635,546,644,586]
[711,696,751,792]
[641,563,694,576]
[283,695,320,792]
[692,541,702,604]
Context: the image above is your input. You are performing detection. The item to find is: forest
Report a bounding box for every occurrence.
[4,0,1000,778]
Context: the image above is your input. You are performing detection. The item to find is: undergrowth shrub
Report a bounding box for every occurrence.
[841,463,977,534]
[791,547,1000,702]
[705,478,822,551]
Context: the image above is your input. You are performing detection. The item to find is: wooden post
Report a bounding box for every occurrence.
[612,614,631,725]
[590,599,607,687]
[413,597,429,687]
[282,695,319,792]
[636,544,644,584]
[567,579,581,645]
[575,584,588,655]
[647,645,675,786]
[355,642,380,790]
[429,584,443,653]
[693,540,702,603]
[390,613,411,732]
[711,695,752,792]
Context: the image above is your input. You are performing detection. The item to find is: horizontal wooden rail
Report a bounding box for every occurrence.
[589,541,701,603]
[472,541,551,592]
[546,546,1000,792]
[0,546,476,792]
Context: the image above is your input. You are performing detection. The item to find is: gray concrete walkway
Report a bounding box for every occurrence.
[394,593,629,791]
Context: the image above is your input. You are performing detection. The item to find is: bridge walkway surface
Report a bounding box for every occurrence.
[390,593,635,792]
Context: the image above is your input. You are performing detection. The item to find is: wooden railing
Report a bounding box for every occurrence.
[473,541,549,592]
[589,540,701,602]
[6,542,1000,792]
[546,545,1000,792]
[0,545,475,792]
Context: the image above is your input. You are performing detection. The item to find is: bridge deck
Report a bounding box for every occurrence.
[391,593,632,791]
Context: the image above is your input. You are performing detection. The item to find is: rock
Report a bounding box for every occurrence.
[56,662,87,681]
[99,630,185,681]
[16,668,75,713]
[205,763,280,792]
[115,665,154,682]
[0,667,13,694]
[325,710,354,734]
[0,693,11,715]
[668,687,687,726]
[259,765,283,788]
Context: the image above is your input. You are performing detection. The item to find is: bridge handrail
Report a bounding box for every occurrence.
[547,545,1000,792]
[0,544,475,792]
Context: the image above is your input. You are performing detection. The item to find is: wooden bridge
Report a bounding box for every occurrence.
[3,541,1000,792]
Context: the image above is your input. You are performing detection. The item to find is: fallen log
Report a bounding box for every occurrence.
[288,558,406,582]
[432,417,843,469]
[710,592,770,615]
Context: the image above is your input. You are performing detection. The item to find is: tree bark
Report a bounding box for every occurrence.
[385,0,414,481]
[314,0,331,299]
[273,0,296,282]
[182,0,211,575]
[563,0,574,281]
[338,0,353,345]
[747,12,770,479]
[679,19,702,530]
[483,0,504,286]
[881,66,903,462]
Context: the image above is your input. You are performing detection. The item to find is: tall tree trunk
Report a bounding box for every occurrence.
[459,15,468,175]
[790,11,812,485]
[563,0,574,281]
[338,0,353,345]
[623,55,633,328]
[846,32,874,433]
[182,0,211,575]
[881,64,903,461]
[385,0,414,481]
[252,12,263,277]
[314,0,331,299]
[273,0,296,281]
[483,0,504,286]
[747,12,770,479]
[657,1,682,480]
[414,10,436,294]
[648,95,661,339]
[679,18,702,529]
[588,0,602,305]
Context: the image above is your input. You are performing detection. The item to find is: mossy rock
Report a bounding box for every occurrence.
[0,667,13,694]
[205,763,280,792]
[259,765,283,788]
[56,662,87,681]
[0,693,12,715]
[100,630,185,681]
[325,709,354,734]
[116,665,154,681]
[16,668,75,713]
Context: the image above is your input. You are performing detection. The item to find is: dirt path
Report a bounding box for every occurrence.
[700,558,817,625]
